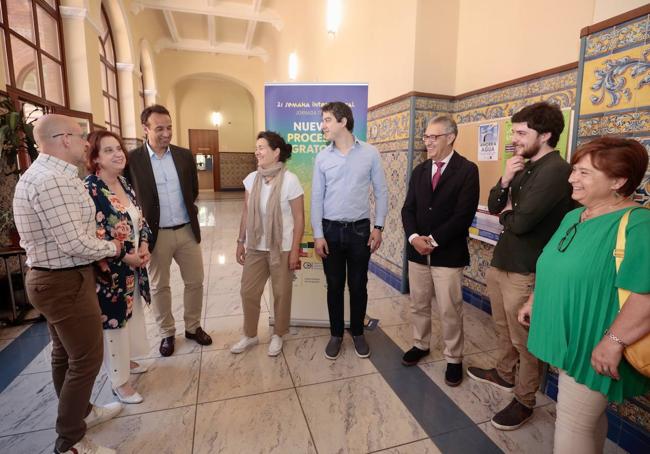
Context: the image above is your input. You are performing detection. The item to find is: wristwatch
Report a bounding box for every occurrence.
[373,225,384,232]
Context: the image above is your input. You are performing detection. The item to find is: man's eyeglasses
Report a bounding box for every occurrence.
[422,133,451,142]
[557,222,578,252]
[52,132,88,140]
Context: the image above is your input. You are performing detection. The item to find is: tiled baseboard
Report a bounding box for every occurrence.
[461,286,492,315]
[368,260,402,292]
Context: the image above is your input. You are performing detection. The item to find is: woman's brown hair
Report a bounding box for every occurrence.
[570,136,648,197]
[85,130,128,174]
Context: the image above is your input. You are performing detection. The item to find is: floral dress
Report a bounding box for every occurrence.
[84,174,152,330]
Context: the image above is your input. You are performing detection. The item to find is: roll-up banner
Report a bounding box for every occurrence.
[264,83,369,326]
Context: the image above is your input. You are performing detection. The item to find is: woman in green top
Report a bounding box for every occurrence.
[518,136,650,454]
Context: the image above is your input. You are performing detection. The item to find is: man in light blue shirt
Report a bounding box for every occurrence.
[126,105,212,357]
[311,101,388,360]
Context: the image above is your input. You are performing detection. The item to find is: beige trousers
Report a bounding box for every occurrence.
[408,261,464,363]
[148,224,204,338]
[487,266,541,407]
[240,250,293,337]
[554,371,608,454]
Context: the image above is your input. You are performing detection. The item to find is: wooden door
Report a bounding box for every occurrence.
[188,129,220,191]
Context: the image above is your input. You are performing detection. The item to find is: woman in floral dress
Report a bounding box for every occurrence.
[85,130,152,404]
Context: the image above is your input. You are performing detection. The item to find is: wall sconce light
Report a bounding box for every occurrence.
[288,52,298,81]
[210,111,222,127]
[326,0,342,37]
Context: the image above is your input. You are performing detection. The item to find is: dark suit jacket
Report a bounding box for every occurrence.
[124,144,200,251]
[401,152,480,267]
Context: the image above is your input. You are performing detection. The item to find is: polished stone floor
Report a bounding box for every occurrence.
[0,192,626,453]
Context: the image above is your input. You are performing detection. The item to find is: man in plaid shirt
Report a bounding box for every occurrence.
[13,114,125,454]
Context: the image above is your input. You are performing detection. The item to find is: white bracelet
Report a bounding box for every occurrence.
[604,329,628,348]
[236,238,245,244]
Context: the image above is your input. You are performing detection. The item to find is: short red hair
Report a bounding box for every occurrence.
[85,130,128,174]
[571,136,648,197]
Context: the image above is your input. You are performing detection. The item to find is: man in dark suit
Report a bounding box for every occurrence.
[125,105,212,357]
[401,115,479,387]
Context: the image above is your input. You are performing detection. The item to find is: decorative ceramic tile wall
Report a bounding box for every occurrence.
[367,100,412,286]
[454,70,577,124]
[570,11,650,439]
[220,152,256,189]
[578,14,650,208]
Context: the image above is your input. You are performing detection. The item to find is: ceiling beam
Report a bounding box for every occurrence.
[132,0,283,30]
[244,0,262,50]
[155,38,269,61]
[162,10,180,43]
[207,15,216,46]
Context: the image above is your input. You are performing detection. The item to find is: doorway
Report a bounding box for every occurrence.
[189,129,220,191]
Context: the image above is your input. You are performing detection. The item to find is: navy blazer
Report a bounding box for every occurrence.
[401,152,480,267]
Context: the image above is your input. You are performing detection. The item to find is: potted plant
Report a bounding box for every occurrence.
[0,99,39,247]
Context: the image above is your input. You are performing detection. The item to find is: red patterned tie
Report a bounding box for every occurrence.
[431,161,444,191]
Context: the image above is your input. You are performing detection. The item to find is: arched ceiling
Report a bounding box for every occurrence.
[130,0,283,61]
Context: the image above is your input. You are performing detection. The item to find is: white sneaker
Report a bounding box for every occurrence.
[57,436,115,453]
[84,402,123,429]
[230,336,259,353]
[268,335,283,357]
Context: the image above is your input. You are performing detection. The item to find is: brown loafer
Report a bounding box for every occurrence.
[185,327,212,346]
[159,336,175,357]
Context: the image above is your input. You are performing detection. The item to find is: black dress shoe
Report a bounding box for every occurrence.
[185,326,212,345]
[445,362,463,387]
[402,346,430,366]
[159,336,175,357]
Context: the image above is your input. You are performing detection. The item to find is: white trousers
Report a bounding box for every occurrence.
[554,370,608,454]
[102,286,149,388]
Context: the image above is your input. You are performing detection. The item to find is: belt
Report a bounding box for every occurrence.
[160,223,189,230]
[322,218,369,227]
[30,264,90,272]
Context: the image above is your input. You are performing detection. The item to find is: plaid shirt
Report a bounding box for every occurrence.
[13,153,117,268]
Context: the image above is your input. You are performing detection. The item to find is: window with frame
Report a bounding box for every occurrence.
[0,0,67,107]
[98,5,120,134]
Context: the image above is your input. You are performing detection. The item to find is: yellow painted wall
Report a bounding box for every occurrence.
[173,77,255,152]
[413,0,459,95]
[593,0,649,22]
[262,0,418,107]
[454,0,595,94]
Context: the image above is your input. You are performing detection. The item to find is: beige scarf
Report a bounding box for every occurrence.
[246,162,286,265]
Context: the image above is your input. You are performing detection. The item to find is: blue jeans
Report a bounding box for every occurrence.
[322,218,371,336]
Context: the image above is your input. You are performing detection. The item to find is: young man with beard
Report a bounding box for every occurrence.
[467,102,574,430]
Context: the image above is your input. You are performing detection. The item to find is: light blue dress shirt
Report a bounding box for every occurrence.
[146,142,190,227]
[311,137,388,238]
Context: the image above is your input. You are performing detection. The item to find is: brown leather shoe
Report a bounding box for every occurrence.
[159,336,175,357]
[185,327,212,346]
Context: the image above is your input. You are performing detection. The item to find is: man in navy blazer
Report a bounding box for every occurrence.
[401,115,479,386]
[125,105,212,357]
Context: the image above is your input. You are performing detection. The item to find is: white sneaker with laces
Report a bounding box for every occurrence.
[268,335,283,356]
[83,402,123,429]
[57,436,115,453]
[230,336,259,354]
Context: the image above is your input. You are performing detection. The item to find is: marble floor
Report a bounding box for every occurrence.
[0,192,626,453]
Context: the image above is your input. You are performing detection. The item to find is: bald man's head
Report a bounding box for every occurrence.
[34,114,88,165]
